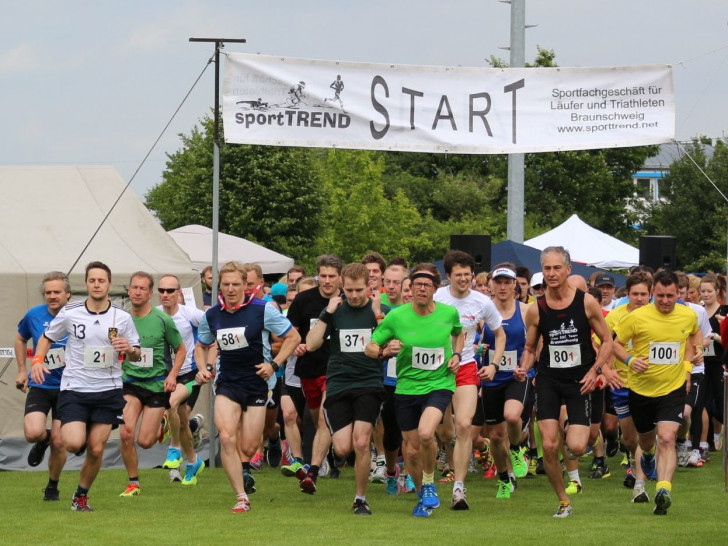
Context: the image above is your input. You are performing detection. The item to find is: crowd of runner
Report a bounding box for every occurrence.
[15,248,726,517]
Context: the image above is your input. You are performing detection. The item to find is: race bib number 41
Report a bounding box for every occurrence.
[649,341,680,365]
[217,327,248,351]
[339,329,371,353]
[45,348,66,370]
[412,347,445,371]
[549,344,582,368]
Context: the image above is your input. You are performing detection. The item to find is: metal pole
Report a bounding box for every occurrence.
[506,0,526,243]
[189,37,246,468]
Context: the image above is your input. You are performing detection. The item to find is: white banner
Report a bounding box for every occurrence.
[222,53,674,154]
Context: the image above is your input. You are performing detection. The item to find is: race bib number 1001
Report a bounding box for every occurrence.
[649,341,680,365]
[412,347,445,371]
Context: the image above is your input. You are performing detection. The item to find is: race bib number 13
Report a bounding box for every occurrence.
[412,347,445,371]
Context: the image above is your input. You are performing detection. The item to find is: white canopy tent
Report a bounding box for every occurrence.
[524,214,639,269]
[167,224,294,274]
[0,166,204,466]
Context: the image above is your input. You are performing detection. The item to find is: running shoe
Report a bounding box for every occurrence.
[370,464,386,483]
[632,483,649,503]
[232,497,251,513]
[640,451,656,477]
[119,483,140,497]
[510,446,528,479]
[436,449,448,471]
[553,502,572,518]
[623,469,636,489]
[451,487,469,510]
[71,494,93,512]
[715,434,723,451]
[162,446,183,469]
[509,476,517,492]
[536,457,545,475]
[653,488,672,515]
[266,437,283,468]
[404,474,415,493]
[496,480,511,499]
[158,411,170,444]
[299,476,316,495]
[27,429,51,467]
[386,476,398,496]
[565,479,582,495]
[43,486,60,501]
[606,435,619,458]
[482,466,497,479]
[412,500,431,518]
[182,457,204,486]
[527,455,538,476]
[699,447,710,463]
[438,469,455,483]
[676,440,690,467]
[420,483,440,509]
[620,453,630,469]
[281,460,304,478]
[243,469,256,494]
[280,440,293,467]
[169,468,182,482]
[353,498,372,516]
[588,459,611,479]
[687,449,702,467]
[189,414,204,449]
[249,451,264,471]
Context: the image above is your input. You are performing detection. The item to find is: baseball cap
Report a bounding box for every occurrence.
[270,282,288,297]
[530,272,544,287]
[492,267,517,279]
[594,274,615,287]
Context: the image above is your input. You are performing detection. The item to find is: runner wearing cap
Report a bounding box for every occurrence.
[530,273,545,298]
[595,274,617,311]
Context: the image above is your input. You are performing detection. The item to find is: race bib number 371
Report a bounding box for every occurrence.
[339,329,370,353]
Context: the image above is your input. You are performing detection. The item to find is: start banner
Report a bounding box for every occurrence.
[222,53,674,154]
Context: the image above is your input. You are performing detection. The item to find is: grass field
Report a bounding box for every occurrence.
[1,452,726,545]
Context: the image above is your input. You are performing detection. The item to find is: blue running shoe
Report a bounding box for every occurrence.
[405,474,415,493]
[654,488,672,515]
[420,483,440,509]
[412,500,431,517]
[182,457,204,485]
[640,452,656,479]
[386,476,398,496]
[163,447,183,469]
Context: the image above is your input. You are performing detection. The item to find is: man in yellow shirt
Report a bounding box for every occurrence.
[613,270,701,516]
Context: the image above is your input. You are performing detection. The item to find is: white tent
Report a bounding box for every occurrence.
[524,214,639,269]
[0,166,201,444]
[168,224,294,275]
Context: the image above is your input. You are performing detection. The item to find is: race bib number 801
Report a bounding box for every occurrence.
[549,344,582,369]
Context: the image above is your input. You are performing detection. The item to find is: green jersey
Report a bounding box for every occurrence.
[124,308,183,392]
[324,299,383,397]
[371,302,462,395]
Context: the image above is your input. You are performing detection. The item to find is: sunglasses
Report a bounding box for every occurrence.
[158,288,178,294]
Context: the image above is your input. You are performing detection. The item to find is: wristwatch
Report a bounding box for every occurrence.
[594,365,602,375]
[268,361,280,372]
[492,362,500,372]
[452,352,462,361]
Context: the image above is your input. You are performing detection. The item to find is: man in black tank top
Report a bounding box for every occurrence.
[515,247,613,518]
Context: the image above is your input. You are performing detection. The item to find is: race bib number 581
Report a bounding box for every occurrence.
[217,327,248,351]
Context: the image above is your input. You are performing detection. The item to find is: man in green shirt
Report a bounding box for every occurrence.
[119,272,186,497]
[366,263,464,518]
[308,263,389,515]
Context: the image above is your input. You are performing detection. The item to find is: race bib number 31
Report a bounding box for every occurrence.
[412,347,445,371]
[217,327,248,351]
[649,341,680,365]
[549,344,582,369]
[84,346,114,368]
[489,349,518,371]
[339,329,371,353]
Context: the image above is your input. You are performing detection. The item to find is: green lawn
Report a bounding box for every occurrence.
[1,453,726,545]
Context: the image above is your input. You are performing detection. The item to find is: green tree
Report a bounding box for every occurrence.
[146,115,324,263]
[644,139,728,270]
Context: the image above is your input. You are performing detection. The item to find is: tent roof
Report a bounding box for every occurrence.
[167,225,294,275]
[524,214,639,269]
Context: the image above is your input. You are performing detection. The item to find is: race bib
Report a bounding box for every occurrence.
[133,347,154,368]
[310,318,319,331]
[549,344,582,368]
[649,341,680,365]
[217,327,248,351]
[45,348,66,370]
[339,329,371,353]
[703,340,715,358]
[489,349,518,371]
[84,346,114,368]
[412,346,445,371]
[386,357,397,380]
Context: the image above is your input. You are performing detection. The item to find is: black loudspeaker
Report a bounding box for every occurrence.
[449,235,491,272]
[639,236,677,270]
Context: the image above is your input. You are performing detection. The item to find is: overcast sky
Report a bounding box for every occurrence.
[2,1,726,199]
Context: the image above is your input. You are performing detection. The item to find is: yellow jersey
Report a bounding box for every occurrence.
[593,304,632,387]
[613,303,698,398]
